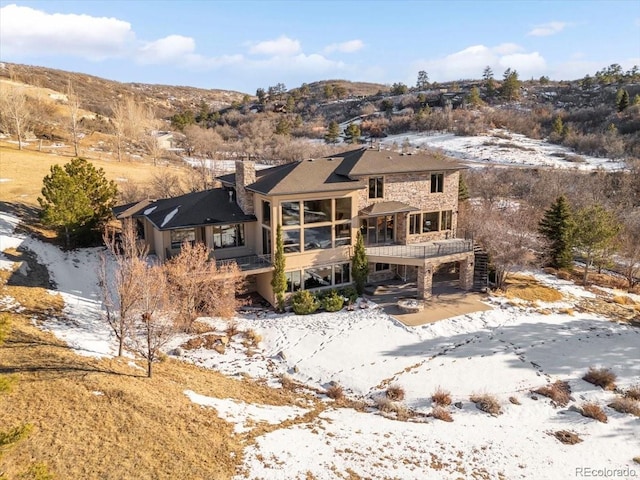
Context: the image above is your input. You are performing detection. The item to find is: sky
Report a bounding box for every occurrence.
[0,0,639,94]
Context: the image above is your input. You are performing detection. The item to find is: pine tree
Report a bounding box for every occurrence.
[416,70,429,90]
[538,196,574,269]
[616,88,630,112]
[351,231,368,295]
[552,116,564,136]
[458,174,470,202]
[345,123,361,144]
[325,121,340,143]
[572,204,621,285]
[466,86,484,108]
[500,69,521,101]
[270,224,287,311]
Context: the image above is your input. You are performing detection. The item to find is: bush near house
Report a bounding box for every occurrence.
[321,290,344,312]
[291,290,320,315]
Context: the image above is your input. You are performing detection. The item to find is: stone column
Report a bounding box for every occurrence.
[417,263,433,300]
[459,253,474,291]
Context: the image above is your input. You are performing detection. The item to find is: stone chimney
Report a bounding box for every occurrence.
[235,159,256,214]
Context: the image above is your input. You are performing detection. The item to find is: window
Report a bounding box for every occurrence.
[304,226,332,251]
[334,263,351,285]
[334,224,351,246]
[303,199,331,224]
[335,198,351,221]
[409,213,421,235]
[431,173,444,193]
[262,200,271,226]
[170,228,195,249]
[281,201,300,225]
[213,224,245,249]
[375,263,390,272]
[283,229,300,253]
[285,271,302,293]
[422,212,439,232]
[368,176,384,199]
[262,227,271,255]
[441,210,452,230]
[303,266,332,289]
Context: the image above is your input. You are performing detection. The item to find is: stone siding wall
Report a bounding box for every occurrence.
[235,160,256,215]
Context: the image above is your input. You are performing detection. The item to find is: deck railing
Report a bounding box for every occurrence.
[365,239,473,259]
[215,254,272,271]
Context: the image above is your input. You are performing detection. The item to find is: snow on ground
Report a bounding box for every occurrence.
[184,390,310,434]
[380,129,626,171]
[1,210,639,479]
[182,157,272,173]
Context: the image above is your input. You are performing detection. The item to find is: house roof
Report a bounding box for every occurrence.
[359,201,420,217]
[218,147,464,196]
[115,188,256,230]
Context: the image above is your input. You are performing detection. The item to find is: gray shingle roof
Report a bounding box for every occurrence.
[359,201,420,216]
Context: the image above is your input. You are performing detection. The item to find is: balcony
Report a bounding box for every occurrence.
[215,254,273,273]
[365,239,474,266]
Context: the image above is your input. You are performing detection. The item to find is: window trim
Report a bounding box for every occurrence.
[430,172,444,193]
[368,176,384,199]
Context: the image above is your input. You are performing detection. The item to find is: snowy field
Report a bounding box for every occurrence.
[380,129,626,171]
[1,211,639,479]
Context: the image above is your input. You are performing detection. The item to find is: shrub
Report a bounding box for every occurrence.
[470,393,502,415]
[225,320,240,338]
[553,430,582,445]
[244,329,262,347]
[608,397,640,416]
[322,290,344,312]
[376,397,409,420]
[386,384,405,401]
[291,290,320,315]
[533,380,571,406]
[583,367,617,390]
[18,463,55,480]
[580,402,608,423]
[0,375,17,394]
[0,423,32,448]
[431,388,452,406]
[625,385,640,401]
[431,406,453,422]
[326,383,344,400]
[634,456,640,465]
[280,374,297,391]
[509,396,521,405]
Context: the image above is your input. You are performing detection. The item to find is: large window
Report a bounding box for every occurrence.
[422,212,439,232]
[304,199,331,224]
[262,200,271,226]
[409,213,421,235]
[375,263,390,272]
[334,263,350,285]
[431,173,444,193]
[335,198,351,221]
[368,176,384,199]
[441,210,452,231]
[281,201,300,225]
[304,226,332,250]
[170,228,195,249]
[285,271,301,293]
[283,229,300,253]
[334,224,351,246]
[262,227,271,255]
[303,266,333,289]
[213,224,245,249]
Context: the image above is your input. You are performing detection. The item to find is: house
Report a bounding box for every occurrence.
[114,146,476,305]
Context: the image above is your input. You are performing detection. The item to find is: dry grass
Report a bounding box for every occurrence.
[613,295,636,305]
[624,385,640,401]
[582,367,617,391]
[244,329,262,347]
[503,275,563,303]
[385,384,405,401]
[225,320,241,338]
[326,384,344,401]
[580,402,608,423]
[0,144,190,207]
[553,430,582,445]
[508,396,521,405]
[469,393,502,416]
[431,388,452,406]
[634,456,640,465]
[608,397,640,417]
[0,306,319,480]
[533,380,572,406]
[430,406,453,422]
[375,397,410,420]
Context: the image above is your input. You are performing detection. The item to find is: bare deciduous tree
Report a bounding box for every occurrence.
[617,212,640,289]
[133,261,175,378]
[165,242,244,331]
[0,84,31,150]
[66,80,82,157]
[100,219,147,356]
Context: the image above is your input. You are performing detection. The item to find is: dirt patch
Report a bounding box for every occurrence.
[2,246,55,289]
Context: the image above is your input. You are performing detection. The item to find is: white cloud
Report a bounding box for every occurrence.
[248,36,301,56]
[527,21,568,37]
[411,44,548,82]
[0,4,133,59]
[138,35,196,64]
[323,39,364,54]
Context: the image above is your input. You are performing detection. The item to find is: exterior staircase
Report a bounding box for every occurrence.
[473,245,489,292]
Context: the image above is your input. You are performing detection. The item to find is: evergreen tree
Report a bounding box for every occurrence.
[270,224,287,311]
[616,88,630,112]
[572,204,621,285]
[500,68,521,101]
[256,88,267,105]
[552,116,564,136]
[351,231,368,295]
[483,66,496,98]
[344,123,361,144]
[538,196,574,269]
[39,158,118,247]
[416,70,429,90]
[458,174,470,202]
[325,121,340,143]
[466,86,484,108]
